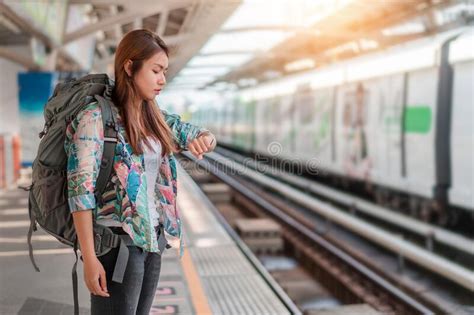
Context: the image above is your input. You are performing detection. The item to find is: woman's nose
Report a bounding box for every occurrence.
[158,73,166,85]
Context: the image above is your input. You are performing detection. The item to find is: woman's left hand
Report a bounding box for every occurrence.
[188,133,216,160]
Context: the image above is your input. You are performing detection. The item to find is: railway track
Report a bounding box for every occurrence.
[180,151,474,315]
[214,146,473,259]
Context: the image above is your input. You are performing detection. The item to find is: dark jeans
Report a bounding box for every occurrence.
[90,237,163,315]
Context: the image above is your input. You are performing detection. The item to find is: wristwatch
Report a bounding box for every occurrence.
[198,130,217,151]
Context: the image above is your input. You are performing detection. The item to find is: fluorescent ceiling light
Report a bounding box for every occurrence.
[284,58,316,72]
[165,83,206,89]
[171,76,215,83]
[177,0,359,90]
[200,32,289,54]
[222,0,299,30]
[187,54,254,67]
[382,21,426,36]
[179,67,232,76]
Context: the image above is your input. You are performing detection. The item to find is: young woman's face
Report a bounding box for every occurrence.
[130,51,169,101]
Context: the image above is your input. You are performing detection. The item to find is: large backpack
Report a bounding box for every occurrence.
[25,73,122,315]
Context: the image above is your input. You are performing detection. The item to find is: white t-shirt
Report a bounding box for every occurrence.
[98,137,162,228]
[143,138,162,227]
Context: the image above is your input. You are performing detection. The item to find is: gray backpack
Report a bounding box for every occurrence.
[26,73,122,315]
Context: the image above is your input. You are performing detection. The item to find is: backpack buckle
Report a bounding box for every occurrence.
[105,121,118,132]
[102,233,120,248]
[103,137,117,143]
[94,232,102,255]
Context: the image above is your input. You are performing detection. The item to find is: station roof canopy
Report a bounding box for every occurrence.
[0,0,472,89]
[169,0,474,91]
[0,0,241,76]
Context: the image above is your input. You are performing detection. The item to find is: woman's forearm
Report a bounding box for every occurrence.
[72,210,96,261]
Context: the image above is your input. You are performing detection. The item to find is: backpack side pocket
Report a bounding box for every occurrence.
[32,161,67,217]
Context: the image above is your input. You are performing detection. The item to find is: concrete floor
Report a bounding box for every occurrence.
[0,187,196,315]
[0,188,90,314]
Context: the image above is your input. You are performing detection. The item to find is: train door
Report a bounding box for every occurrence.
[404,67,438,200]
[371,74,405,191]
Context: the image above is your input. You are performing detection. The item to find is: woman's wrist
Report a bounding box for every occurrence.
[198,131,216,151]
[72,210,97,263]
[81,250,97,262]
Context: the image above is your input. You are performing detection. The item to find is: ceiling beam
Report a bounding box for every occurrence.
[0,2,83,71]
[0,47,40,70]
[109,5,123,40]
[92,32,189,69]
[63,0,192,45]
[97,33,189,47]
[0,2,56,48]
[98,38,124,46]
[0,13,21,33]
[69,0,190,4]
[219,25,307,33]
[63,9,151,44]
[133,18,143,30]
[163,33,190,46]
[156,10,169,36]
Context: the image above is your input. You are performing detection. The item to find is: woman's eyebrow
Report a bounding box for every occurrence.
[153,63,168,70]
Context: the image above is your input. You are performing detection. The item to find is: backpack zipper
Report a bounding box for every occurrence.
[38,123,49,139]
[38,118,56,139]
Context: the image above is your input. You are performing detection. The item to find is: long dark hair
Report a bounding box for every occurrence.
[112,29,175,156]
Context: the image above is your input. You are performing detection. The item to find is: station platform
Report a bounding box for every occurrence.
[0,164,297,314]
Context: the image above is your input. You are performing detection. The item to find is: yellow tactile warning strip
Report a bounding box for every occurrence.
[180,247,213,314]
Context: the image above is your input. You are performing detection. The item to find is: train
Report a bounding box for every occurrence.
[189,28,474,226]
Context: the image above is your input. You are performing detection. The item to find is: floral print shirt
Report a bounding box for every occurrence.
[64,102,207,256]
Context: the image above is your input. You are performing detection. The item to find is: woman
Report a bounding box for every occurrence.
[65,29,215,314]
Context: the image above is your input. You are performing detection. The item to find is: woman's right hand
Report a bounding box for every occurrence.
[71,211,109,297]
[83,256,110,297]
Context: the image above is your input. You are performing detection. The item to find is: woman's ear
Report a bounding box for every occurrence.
[124,59,133,77]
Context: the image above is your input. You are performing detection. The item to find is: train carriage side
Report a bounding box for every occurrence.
[204,28,471,224]
[330,31,474,223]
[448,30,474,215]
[253,93,294,158]
[292,67,343,176]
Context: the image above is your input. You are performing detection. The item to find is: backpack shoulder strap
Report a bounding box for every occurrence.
[94,96,118,208]
[71,96,117,315]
